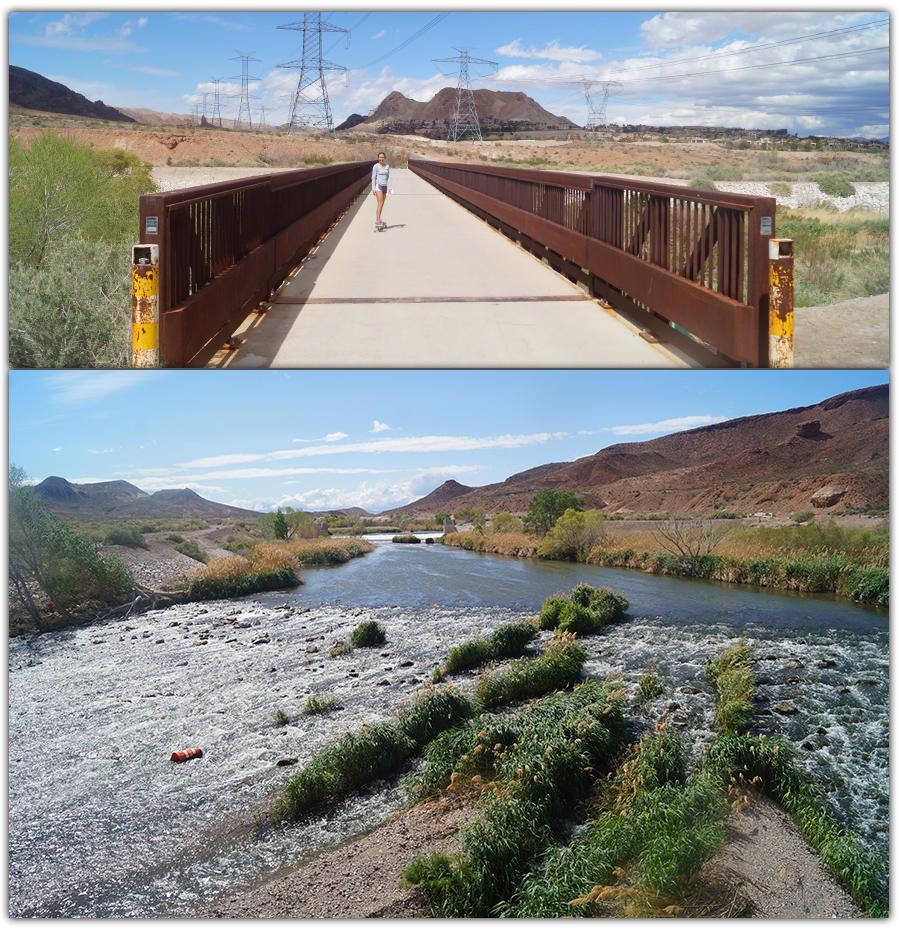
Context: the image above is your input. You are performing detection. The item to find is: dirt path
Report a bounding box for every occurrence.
[206,792,861,919]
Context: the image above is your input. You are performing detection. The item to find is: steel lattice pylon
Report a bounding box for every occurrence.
[230,51,261,131]
[278,14,348,137]
[582,79,622,133]
[433,47,497,143]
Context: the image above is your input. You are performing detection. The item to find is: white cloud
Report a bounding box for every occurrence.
[608,415,729,436]
[45,12,106,37]
[179,432,569,469]
[371,420,391,433]
[496,38,603,63]
[42,372,156,407]
[371,30,385,39]
[291,432,348,443]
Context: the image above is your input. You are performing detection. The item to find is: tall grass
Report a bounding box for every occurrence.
[474,631,587,708]
[404,679,627,917]
[273,685,477,821]
[440,620,537,676]
[169,537,373,599]
[537,583,629,634]
[704,639,757,733]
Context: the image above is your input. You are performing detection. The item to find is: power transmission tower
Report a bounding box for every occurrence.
[277,14,348,137]
[210,78,225,128]
[433,47,497,142]
[582,79,622,133]
[258,103,268,131]
[230,50,261,131]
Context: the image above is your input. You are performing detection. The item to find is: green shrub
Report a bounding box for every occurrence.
[173,539,209,563]
[350,619,386,647]
[537,584,629,634]
[103,527,149,549]
[791,510,815,524]
[768,180,792,197]
[817,172,856,198]
[689,177,717,190]
[392,534,421,544]
[9,238,134,368]
[301,695,339,716]
[706,165,743,181]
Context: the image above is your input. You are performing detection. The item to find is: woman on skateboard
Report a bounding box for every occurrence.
[371,151,393,231]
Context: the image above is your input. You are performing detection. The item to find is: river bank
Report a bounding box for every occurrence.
[441,521,888,607]
[8,539,886,917]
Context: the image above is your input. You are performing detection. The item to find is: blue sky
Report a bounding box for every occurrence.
[7,6,889,138]
[8,370,886,515]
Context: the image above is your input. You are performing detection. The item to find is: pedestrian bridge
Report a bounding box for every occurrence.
[135,159,785,368]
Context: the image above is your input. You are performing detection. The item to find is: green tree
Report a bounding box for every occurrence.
[522,489,585,538]
[491,510,522,534]
[9,133,157,368]
[9,464,135,627]
[538,508,610,560]
[272,508,290,540]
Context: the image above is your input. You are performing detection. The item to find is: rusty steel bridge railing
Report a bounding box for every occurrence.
[136,162,371,366]
[409,159,778,367]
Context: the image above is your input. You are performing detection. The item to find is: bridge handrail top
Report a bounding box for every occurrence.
[409,159,774,211]
[145,161,372,208]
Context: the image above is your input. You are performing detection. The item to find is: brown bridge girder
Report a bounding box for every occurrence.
[410,160,774,367]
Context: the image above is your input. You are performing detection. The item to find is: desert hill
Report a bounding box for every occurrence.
[34,476,261,521]
[9,65,134,123]
[390,384,888,519]
[365,87,577,130]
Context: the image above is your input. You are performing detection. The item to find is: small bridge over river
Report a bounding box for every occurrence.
[135,160,789,368]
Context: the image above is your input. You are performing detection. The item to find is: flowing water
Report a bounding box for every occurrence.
[8,535,888,917]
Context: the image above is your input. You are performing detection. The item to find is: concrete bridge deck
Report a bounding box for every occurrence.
[204,168,691,369]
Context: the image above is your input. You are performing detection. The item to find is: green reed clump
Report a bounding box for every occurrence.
[276,722,415,819]
[441,621,537,675]
[474,632,587,708]
[537,583,629,634]
[701,732,887,916]
[396,686,478,749]
[301,695,339,716]
[350,619,386,647]
[275,686,476,820]
[404,680,626,916]
[637,660,665,702]
[705,640,757,733]
[500,730,723,917]
[392,534,421,544]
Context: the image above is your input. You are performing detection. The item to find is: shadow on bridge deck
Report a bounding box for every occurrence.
[204,168,692,369]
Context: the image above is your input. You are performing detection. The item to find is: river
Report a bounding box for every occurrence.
[7,535,888,917]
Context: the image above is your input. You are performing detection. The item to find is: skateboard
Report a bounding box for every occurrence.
[374,221,386,232]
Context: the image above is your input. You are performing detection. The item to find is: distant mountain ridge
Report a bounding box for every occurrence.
[34,476,261,520]
[387,384,888,519]
[9,65,135,122]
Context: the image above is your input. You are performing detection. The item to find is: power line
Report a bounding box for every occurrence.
[352,12,450,71]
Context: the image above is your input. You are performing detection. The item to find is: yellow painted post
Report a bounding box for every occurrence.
[132,245,159,367]
[768,238,794,368]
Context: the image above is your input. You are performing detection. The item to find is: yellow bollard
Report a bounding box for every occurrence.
[768,238,794,368]
[132,244,159,367]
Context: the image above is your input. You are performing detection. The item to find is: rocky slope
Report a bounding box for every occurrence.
[390,385,888,519]
[9,65,134,122]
